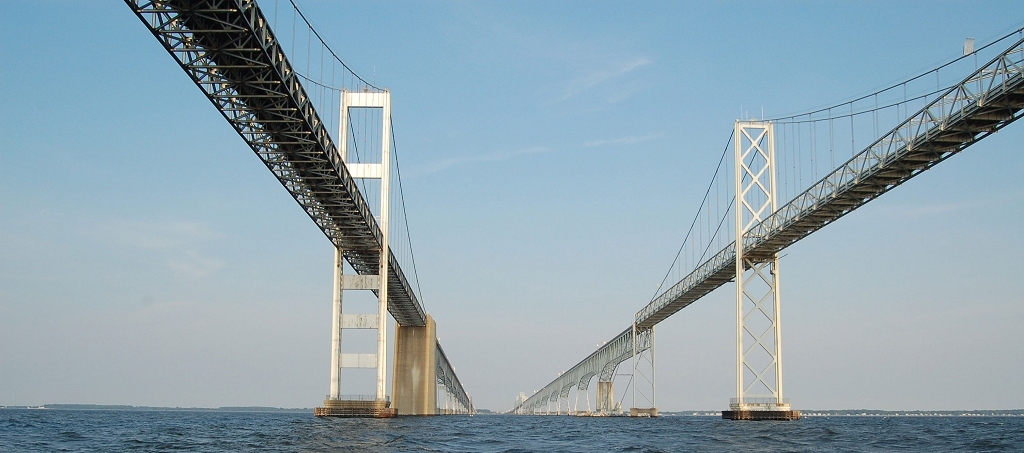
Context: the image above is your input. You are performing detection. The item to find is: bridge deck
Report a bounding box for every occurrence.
[127,0,426,326]
[636,50,1024,330]
[436,343,473,412]
[515,38,1024,413]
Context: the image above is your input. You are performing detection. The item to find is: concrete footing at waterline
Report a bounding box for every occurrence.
[393,314,438,416]
[315,399,396,418]
[629,407,659,417]
[721,410,801,420]
[316,315,440,418]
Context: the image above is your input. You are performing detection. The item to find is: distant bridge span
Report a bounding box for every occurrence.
[514,34,1024,417]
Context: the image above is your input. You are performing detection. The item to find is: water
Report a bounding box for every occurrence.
[2,410,1022,452]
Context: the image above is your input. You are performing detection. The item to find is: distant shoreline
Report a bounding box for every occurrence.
[662,410,1024,417]
[0,404,312,413]
[1,405,1022,416]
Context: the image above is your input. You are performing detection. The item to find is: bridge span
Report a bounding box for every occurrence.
[126,0,470,416]
[123,1,1023,419]
[513,31,1024,418]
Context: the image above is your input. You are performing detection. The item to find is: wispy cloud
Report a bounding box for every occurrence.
[85,218,225,278]
[100,220,220,249]
[583,133,661,148]
[607,86,644,105]
[167,250,225,278]
[418,146,551,174]
[897,201,976,218]
[560,58,653,101]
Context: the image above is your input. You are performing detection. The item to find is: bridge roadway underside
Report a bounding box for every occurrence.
[515,39,1024,414]
[636,69,1024,330]
[126,0,471,412]
[127,0,425,326]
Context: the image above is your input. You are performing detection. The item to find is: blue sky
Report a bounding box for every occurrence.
[2,1,1023,411]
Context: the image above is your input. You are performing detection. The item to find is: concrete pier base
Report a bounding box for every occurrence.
[723,400,799,421]
[596,381,615,414]
[392,314,437,415]
[721,410,801,420]
[629,407,658,417]
[315,399,396,418]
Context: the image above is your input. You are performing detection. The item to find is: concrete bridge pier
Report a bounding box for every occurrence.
[597,381,615,414]
[392,314,438,415]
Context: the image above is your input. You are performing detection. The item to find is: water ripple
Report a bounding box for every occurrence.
[1,410,1022,452]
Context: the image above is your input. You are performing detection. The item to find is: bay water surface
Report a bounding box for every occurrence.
[2,409,1022,452]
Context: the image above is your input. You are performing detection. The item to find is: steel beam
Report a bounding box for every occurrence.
[732,122,788,412]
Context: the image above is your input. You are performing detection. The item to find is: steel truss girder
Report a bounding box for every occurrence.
[516,37,1024,415]
[125,0,428,326]
[633,38,1024,331]
[127,0,472,405]
[511,326,651,414]
[436,343,472,413]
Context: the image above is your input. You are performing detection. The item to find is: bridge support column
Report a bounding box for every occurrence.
[630,325,656,417]
[316,259,394,417]
[316,90,397,418]
[392,314,437,415]
[329,246,344,400]
[725,121,799,421]
[596,381,614,413]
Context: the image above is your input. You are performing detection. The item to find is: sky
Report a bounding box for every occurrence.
[2,1,1023,412]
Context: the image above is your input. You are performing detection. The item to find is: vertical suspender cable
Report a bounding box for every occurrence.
[849,103,855,158]
[829,108,835,170]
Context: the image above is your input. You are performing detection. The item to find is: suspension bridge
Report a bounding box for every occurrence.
[126,0,1024,420]
[126,0,470,416]
[511,31,1024,419]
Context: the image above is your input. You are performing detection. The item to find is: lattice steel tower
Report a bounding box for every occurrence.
[724,121,799,420]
